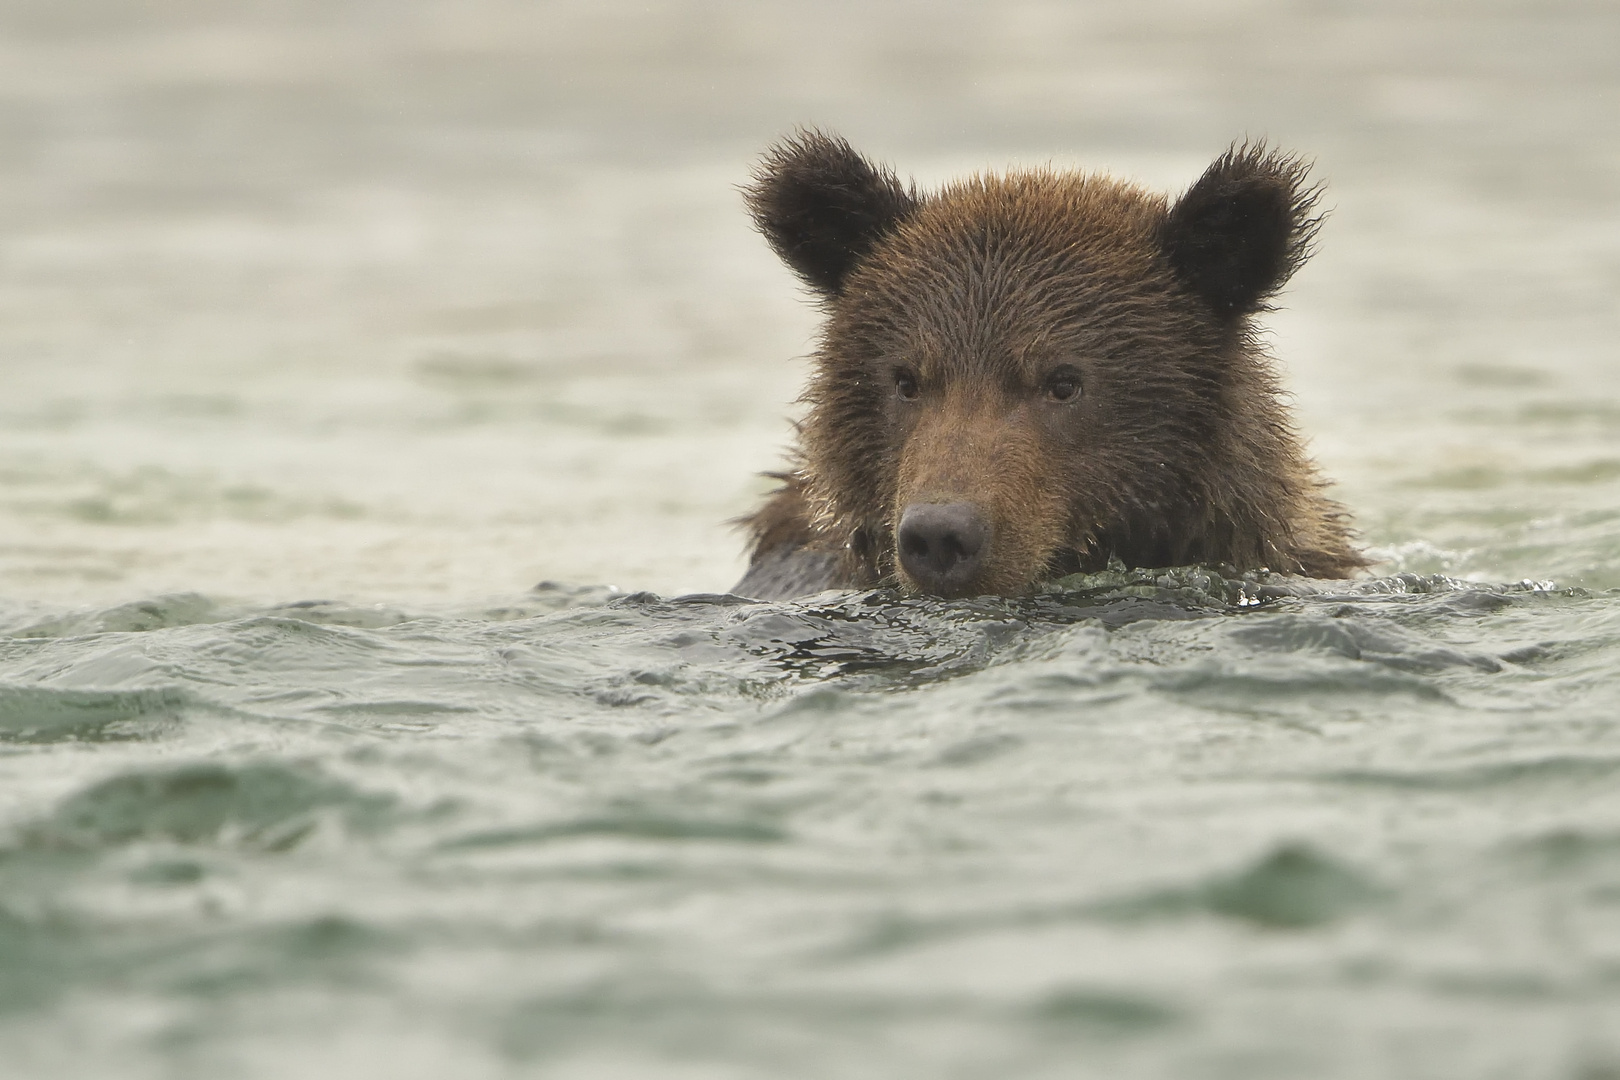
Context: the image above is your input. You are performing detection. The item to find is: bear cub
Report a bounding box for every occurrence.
[733,131,1364,601]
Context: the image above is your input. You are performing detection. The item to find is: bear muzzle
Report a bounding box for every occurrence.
[896,502,992,597]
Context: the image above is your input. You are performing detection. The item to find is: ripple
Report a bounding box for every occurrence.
[0,685,194,743]
[1198,844,1385,929]
[16,761,395,852]
[1320,755,1620,792]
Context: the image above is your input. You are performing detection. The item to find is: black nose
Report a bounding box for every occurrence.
[897,503,990,596]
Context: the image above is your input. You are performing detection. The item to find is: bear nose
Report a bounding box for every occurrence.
[897,503,990,596]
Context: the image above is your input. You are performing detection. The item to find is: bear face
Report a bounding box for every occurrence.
[733,132,1364,601]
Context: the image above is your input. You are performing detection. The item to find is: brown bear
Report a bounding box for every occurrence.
[732,131,1365,601]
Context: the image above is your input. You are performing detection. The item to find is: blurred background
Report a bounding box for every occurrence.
[0,0,1616,604]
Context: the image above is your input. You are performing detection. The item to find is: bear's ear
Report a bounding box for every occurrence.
[1161,142,1323,317]
[744,130,917,297]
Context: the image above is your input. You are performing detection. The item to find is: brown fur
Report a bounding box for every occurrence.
[733,132,1365,600]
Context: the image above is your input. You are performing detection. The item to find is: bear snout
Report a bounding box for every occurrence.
[897,502,992,597]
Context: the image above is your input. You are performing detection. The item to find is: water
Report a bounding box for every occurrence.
[2,575,1618,1078]
[1,1,1619,1077]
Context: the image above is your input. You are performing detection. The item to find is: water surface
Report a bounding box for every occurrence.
[1,2,1618,1077]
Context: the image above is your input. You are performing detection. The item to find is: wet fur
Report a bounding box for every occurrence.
[734,132,1365,600]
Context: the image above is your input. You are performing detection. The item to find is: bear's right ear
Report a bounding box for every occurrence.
[744,131,917,297]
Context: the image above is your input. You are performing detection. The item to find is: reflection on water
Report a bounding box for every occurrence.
[0,2,1618,1077]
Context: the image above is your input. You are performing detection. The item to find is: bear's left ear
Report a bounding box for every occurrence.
[744,130,917,297]
[1160,142,1323,317]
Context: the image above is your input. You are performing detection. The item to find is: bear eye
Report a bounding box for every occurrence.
[894,368,920,401]
[1045,366,1082,403]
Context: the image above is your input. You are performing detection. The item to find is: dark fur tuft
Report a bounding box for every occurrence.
[744,130,917,296]
[1161,142,1323,316]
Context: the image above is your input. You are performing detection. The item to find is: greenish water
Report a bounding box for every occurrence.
[3,572,1619,1079]
[1,1,1619,1077]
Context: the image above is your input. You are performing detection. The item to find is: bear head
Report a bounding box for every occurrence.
[745,130,1342,598]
